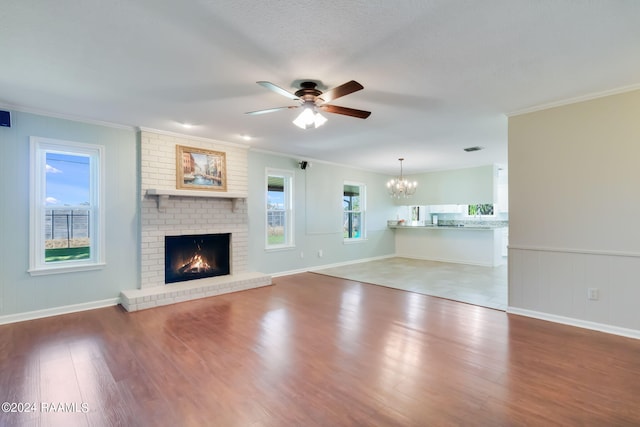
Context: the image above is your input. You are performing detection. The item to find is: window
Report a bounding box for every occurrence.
[266,169,293,249]
[343,182,366,241]
[468,203,494,216]
[29,137,105,275]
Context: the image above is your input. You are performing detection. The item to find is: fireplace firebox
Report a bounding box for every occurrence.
[165,233,230,284]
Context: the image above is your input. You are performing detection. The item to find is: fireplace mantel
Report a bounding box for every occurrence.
[146,189,247,212]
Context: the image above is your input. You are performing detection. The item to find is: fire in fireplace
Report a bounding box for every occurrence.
[165,233,230,284]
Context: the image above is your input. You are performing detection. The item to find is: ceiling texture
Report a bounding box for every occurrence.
[2,1,640,175]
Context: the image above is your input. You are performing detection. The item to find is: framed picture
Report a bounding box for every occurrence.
[176,145,227,191]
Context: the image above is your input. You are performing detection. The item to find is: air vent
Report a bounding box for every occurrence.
[463,146,483,152]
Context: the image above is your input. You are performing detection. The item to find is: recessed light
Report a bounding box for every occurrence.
[240,134,251,141]
[174,121,195,129]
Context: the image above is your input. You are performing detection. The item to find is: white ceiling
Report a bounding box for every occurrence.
[2,1,640,175]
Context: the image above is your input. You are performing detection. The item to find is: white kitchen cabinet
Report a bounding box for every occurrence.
[428,204,464,213]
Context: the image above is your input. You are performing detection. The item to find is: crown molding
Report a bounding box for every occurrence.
[507,83,640,117]
[249,146,384,174]
[0,102,136,131]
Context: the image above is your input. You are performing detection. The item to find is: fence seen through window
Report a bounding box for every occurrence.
[267,210,285,245]
[45,209,91,262]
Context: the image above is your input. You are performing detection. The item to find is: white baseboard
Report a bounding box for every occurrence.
[271,267,313,278]
[507,307,640,340]
[0,298,120,325]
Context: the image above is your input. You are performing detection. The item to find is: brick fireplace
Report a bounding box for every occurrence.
[119,130,271,311]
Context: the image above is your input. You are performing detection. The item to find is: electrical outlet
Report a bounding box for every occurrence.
[587,288,599,300]
[300,251,304,259]
[318,249,323,258]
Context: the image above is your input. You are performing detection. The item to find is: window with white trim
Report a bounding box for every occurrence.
[266,169,294,249]
[343,182,366,241]
[29,137,105,275]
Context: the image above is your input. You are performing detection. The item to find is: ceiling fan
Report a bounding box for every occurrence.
[246,80,371,129]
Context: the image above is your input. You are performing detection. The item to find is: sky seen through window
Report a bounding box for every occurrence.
[45,152,90,206]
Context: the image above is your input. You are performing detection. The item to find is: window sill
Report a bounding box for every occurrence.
[265,245,296,252]
[343,238,367,244]
[28,262,106,276]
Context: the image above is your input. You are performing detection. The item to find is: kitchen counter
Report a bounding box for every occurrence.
[390,224,507,230]
[390,221,508,266]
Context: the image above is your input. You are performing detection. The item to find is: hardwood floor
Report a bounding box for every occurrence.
[1,273,640,426]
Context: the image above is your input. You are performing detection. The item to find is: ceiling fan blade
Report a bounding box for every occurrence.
[319,104,371,119]
[256,81,299,100]
[245,106,299,115]
[318,80,364,103]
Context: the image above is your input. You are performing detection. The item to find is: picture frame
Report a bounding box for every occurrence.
[176,145,227,191]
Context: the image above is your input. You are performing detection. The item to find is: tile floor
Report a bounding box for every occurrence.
[314,257,508,310]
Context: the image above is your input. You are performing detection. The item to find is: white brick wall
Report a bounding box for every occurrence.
[139,131,250,289]
[140,131,248,193]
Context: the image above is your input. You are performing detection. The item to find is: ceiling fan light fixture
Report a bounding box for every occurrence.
[293,102,327,129]
[249,80,370,127]
[292,107,314,129]
[313,112,327,128]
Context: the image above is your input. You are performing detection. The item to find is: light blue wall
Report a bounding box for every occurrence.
[397,165,496,205]
[0,111,398,318]
[0,111,138,316]
[248,151,397,274]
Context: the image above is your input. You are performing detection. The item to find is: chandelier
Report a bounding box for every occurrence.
[386,158,417,198]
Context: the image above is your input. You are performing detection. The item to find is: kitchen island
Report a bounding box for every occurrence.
[389,222,508,267]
